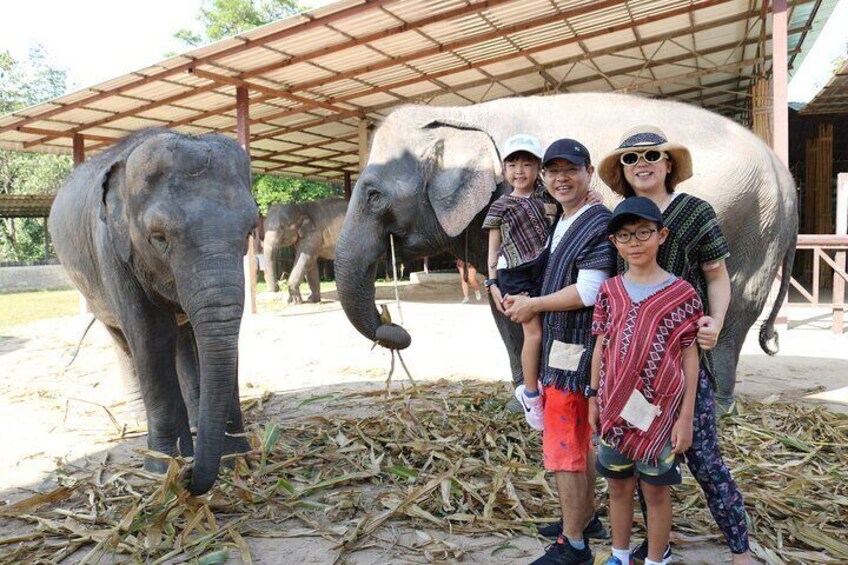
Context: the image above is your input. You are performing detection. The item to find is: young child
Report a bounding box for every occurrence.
[483,134,549,430]
[588,197,702,565]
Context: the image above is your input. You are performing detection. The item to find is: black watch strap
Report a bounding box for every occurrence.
[584,385,598,398]
[484,278,498,288]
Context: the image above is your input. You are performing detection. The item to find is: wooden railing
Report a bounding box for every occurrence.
[787,234,848,333]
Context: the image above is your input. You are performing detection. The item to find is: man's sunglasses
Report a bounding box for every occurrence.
[620,150,668,166]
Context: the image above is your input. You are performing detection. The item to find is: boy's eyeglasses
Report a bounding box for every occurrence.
[619,150,668,166]
[612,227,658,243]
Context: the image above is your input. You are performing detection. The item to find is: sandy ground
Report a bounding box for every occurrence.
[1,280,846,564]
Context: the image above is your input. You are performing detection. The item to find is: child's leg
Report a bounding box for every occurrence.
[640,481,672,563]
[520,315,542,392]
[467,264,481,292]
[608,476,637,554]
[456,263,469,298]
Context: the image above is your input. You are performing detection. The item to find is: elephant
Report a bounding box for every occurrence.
[334,92,797,411]
[49,128,259,495]
[262,198,347,303]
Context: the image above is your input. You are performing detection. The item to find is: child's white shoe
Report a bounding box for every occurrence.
[515,385,544,431]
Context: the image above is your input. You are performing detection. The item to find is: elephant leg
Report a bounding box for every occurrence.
[265,248,279,293]
[711,330,745,414]
[122,310,193,473]
[487,294,524,388]
[105,326,146,428]
[306,262,321,302]
[288,250,312,305]
[175,323,201,431]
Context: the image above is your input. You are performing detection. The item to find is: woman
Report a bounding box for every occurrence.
[597,125,751,565]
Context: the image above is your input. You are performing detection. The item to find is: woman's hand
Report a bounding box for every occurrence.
[696,315,722,350]
[584,189,603,206]
[671,414,694,454]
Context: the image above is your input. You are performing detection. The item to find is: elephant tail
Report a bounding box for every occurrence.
[759,243,795,356]
[62,314,98,367]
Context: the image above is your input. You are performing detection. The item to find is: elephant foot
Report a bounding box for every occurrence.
[713,394,737,418]
[220,434,252,469]
[306,294,320,303]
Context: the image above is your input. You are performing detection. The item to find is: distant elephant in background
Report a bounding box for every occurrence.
[334,93,797,411]
[49,128,259,495]
[263,198,347,303]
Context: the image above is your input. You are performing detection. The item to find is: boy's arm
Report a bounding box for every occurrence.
[699,259,731,350]
[671,343,700,454]
[588,337,604,434]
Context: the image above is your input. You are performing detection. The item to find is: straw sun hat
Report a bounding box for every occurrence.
[598,125,693,196]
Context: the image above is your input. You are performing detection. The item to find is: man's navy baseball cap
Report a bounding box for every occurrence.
[542,138,591,168]
[608,197,664,234]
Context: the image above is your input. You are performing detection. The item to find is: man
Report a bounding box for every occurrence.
[505,139,616,565]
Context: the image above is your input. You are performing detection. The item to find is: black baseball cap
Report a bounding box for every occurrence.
[542,138,591,168]
[608,197,664,234]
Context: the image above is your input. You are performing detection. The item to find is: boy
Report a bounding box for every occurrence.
[483,134,549,430]
[588,197,702,565]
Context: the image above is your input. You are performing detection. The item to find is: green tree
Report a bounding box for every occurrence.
[253,174,341,215]
[0,46,71,264]
[175,0,303,47]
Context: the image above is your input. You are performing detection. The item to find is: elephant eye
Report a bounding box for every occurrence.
[366,186,383,206]
[150,233,168,253]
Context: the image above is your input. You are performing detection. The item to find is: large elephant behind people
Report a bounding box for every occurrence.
[334,93,797,410]
[263,198,347,303]
[49,128,259,495]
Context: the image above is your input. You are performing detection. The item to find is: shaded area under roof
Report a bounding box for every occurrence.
[800,58,848,115]
[0,0,837,182]
[0,195,55,218]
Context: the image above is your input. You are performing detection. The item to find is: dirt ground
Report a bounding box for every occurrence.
[1,280,846,564]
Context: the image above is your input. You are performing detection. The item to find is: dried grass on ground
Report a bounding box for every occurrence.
[1,381,846,564]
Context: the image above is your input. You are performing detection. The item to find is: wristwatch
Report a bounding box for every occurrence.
[583,385,598,398]
[483,278,498,288]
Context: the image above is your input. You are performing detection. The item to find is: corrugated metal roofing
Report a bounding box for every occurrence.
[0,0,836,181]
[800,58,848,115]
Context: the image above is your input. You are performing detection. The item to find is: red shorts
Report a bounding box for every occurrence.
[541,385,592,472]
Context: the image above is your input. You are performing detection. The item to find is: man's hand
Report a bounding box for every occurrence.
[671,414,694,454]
[503,294,536,323]
[588,398,599,434]
[696,315,722,350]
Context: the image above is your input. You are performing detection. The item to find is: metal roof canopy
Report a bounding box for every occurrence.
[800,58,848,115]
[0,0,835,181]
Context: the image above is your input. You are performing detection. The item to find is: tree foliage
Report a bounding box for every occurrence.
[0,46,71,264]
[253,174,342,215]
[175,0,303,47]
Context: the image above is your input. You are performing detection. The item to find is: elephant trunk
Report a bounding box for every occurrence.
[180,260,245,495]
[336,210,412,349]
[264,230,280,293]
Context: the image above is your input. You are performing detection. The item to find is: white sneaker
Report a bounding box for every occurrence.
[461,296,470,304]
[514,385,544,430]
[475,290,482,301]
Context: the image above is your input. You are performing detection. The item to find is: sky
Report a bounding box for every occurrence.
[1,0,846,103]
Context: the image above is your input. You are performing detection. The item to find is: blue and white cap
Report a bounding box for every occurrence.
[501,134,544,161]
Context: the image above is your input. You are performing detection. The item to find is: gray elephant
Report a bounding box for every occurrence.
[49,128,259,495]
[335,93,797,410]
[262,198,347,303]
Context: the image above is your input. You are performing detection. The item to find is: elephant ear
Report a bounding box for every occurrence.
[422,120,502,238]
[297,216,315,239]
[99,161,132,263]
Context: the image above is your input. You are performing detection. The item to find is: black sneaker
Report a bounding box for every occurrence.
[530,537,593,565]
[537,514,609,541]
[631,539,672,565]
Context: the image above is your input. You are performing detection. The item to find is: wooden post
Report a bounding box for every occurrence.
[751,78,772,146]
[771,0,788,167]
[72,133,89,315]
[358,119,370,172]
[344,171,352,201]
[72,134,85,166]
[237,86,258,315]
[834,173,847,334]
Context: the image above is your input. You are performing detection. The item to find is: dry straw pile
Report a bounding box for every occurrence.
[1,381,846,564]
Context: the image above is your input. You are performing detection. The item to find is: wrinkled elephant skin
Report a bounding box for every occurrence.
[49,128,259,495]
